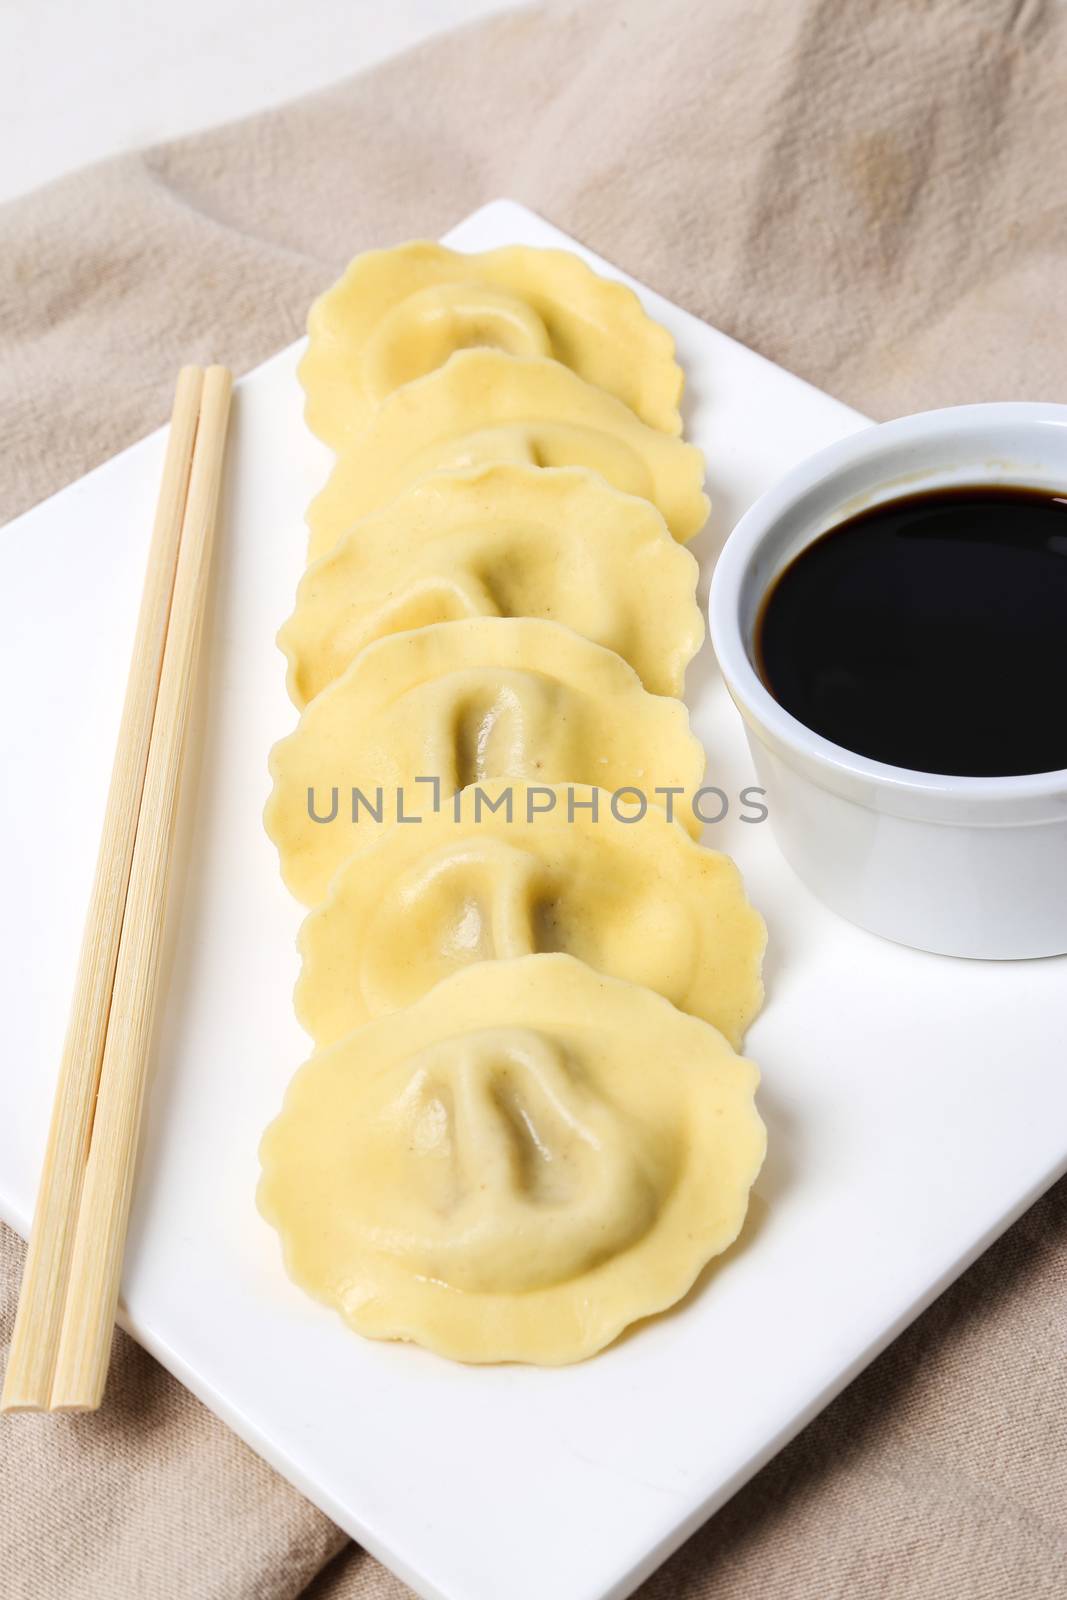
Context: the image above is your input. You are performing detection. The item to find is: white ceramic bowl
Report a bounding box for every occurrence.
[709,402,1067,959]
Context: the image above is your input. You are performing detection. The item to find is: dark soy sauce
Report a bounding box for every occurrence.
[755,486,1067,777]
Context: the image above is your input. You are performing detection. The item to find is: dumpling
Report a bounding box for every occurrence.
[258,953,766,1364]
[298,241,683,446]
[305,351,708,561]
[296,782,764,1049]
[281,464,703,706]
[265,618,705,905]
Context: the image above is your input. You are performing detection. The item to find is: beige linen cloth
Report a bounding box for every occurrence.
[2,0,1066,1595]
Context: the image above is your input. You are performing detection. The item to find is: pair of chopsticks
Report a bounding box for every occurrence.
[2,365,233,1414]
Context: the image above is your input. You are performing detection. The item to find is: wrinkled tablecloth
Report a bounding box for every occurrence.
[2,2,1066,1595]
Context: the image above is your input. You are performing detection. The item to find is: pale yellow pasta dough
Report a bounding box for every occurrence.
[305,351,709,562]
[296,783,764,1050]
[265,618,705,905]
[258,954,766,1365]
[298,241,683,446]
[281,464,703,706]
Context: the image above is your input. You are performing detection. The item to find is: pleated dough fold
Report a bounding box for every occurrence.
[305,351,709,562]
[282,464,703,705]
[258,954,765,1364]
[296,783,764,1049]
[299,241,683,445]
[265,617,706,905]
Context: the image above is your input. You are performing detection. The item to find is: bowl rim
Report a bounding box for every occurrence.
[708,401,1067,808]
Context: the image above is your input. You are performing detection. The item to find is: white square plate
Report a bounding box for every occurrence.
[2,201,1064,1600]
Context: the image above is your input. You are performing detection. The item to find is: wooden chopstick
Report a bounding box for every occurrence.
[2,367,205,1414]
[49,365,233,1412]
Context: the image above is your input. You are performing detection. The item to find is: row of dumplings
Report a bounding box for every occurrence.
[259,242,767,1364]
